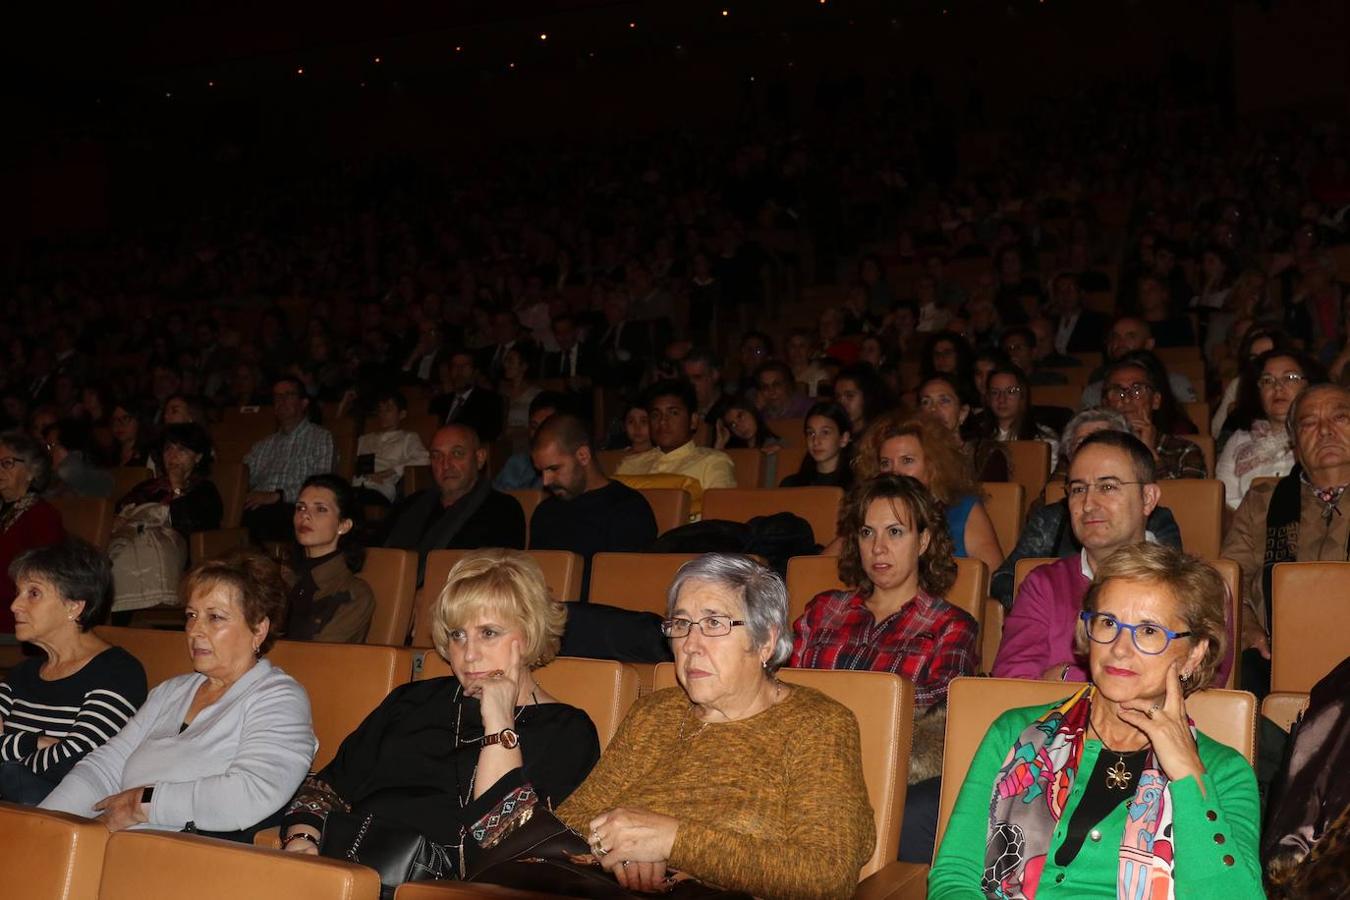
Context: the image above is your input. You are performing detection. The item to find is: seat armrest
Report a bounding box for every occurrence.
[854,861,929,900]
[253,826,283,849]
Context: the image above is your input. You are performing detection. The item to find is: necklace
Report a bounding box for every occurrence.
[1088,719,1147,791]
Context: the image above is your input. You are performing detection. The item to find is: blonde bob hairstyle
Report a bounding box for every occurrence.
[1075,543,1228,695]
[430,549,567,669]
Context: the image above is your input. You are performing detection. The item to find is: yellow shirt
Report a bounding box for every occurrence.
[615,441,737,493]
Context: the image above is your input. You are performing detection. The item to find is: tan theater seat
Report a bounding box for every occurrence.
[412,549,583,647]
[1157,479,1224,559]
[52,496,113,550]
[96,626,190,688]
[1013,556,1058,601]
[1004,440,1051,515]
[109,467,152,502]
[506,489,544,542]
[413,652,639,751]
[0,802,108,900]
[701,486,843,546]
[766,417,805,448]
[1271,561,1350,693]
[98,830,379,900]
[933,677,1257,855]
[266,640,409,770]
[396,882,559,899]
[588,552,699,617]
[211,462,249,528]
[359,547,417,646]
[635,487,691,534]
[978,482,1024,560]
[1262,692,1310,733]
[189,527,250,564]
[723,447,764,489]
[652,663,914,880]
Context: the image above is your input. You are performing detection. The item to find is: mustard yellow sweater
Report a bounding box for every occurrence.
[557,685,875,900]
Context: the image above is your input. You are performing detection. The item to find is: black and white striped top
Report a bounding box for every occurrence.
[0,646,147,784]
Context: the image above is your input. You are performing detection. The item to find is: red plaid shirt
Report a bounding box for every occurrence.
[789,589,978,709]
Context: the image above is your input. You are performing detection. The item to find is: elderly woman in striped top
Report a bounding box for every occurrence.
[0,540,146,804]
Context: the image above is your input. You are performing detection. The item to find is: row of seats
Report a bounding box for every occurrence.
[5,648,1268,900]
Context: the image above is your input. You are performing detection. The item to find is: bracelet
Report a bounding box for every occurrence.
[284,831,320,847]
[1059,664,1070,681]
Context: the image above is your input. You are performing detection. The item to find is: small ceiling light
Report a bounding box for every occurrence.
[374,56,382,64]
[207,80,215,87]
[721,9,729,15]
[454,45,463,53]
[628,21,637,29]
[296,67,305,75]
[539,33,548,41]
[508,62,516,69]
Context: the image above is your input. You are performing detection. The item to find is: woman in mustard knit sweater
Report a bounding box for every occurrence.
[557,554,875,899]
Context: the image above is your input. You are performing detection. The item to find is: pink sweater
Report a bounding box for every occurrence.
[992,555,1234,685]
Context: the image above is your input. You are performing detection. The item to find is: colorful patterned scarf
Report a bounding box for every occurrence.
[983,685,1184,900]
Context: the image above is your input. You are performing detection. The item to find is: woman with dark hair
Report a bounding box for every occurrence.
[0,430,66,637]
[1216,349,1324,510]
[831,363,893,439]
[792,474,977,864]
[1213,323,1290,436]
[0,540,146,804]
[781,402,855,488]
[109,403,151,468]
[714,398,780,450]
[918,374,1009,482]
[972,364,1061,469]
[920,331,975,386]
[109,423,224,618]
[285,474,374,643]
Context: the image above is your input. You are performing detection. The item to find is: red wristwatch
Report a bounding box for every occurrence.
[481,728,520,749]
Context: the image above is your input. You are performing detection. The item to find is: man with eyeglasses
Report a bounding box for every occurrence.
[1098,354,1206,480]
[241,377,336,543]
[993,430,1234,685]
[1222,382,1350,697]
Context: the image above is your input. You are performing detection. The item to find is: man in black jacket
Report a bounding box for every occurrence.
[430,351,503,443]
[383,423,525,585]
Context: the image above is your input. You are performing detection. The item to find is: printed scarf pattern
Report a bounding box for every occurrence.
[983,685,1184,900]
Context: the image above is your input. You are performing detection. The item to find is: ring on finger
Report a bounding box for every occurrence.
[622,860,631,868]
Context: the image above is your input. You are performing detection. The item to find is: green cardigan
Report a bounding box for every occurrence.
[928,701,1266,899]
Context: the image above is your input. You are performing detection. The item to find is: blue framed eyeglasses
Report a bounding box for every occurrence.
[1079,611,1193,655]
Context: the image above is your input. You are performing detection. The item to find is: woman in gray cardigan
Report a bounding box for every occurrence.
[42,548,316,840]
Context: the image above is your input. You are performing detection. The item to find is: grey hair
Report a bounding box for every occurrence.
[1060,408,1132,463]
[1286,381,1347,443]
[665,553,792,675]
[0,430,52,493]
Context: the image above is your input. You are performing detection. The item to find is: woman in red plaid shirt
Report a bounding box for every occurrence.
[790,474,978,863]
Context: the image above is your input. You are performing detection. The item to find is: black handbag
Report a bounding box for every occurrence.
[463,806,750,900]
[319,809,454,900]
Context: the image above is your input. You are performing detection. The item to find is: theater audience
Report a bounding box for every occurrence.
[931,544,1261,897]
[430,351,504,444]
[1100,352,1207,479]
[619,404,652,454]
[793,475,976,862]
[529,414,657,599]
[1216,350,1320,509]
[1212,324,1287,438]
[109,403,151,468]
[280,550,599,880]
[350,390,430,506]
[42,418,115,499]
[680,347,732,446]
[241,377,336,543]
[715,398,780,451]
[855,412,1004,575]
[1049,271,1109,356]
[1000,327,1067,386]
[284,474,373,643]
[0,540,146,804]
[831,364,892,439]
[780,402,855,489]
[616,381,736,493]
[754,360,813,419]
[498,345,543,436]
[1222,382,1350,698]
[114,423,223,539]
[42,548,316,839]
[492,391,564,491]
[0,431,67,638]
[554,554,873,898]
[991,411,1182,606]
[384,424,526,585]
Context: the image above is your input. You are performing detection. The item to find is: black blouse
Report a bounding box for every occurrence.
[1054,746,1151,866]
[283,676,600,847]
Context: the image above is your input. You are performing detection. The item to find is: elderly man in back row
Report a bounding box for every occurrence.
[1222,382,1350,697]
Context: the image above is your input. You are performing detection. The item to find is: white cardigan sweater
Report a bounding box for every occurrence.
[41,659,316,832]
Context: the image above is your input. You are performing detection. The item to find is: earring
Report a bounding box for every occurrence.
[1179,670,1191,684]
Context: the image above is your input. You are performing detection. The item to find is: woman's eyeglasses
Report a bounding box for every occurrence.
[1080,611,1192,655]
[1104,383,1154,403]
[0,457,26,471]
[1257,372,1305,391]
[660,615,746,638]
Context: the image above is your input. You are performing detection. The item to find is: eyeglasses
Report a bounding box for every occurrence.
[1080,611,1193,655]
[660,615,746,638]
[1066,478,1146,499]
[987,386,1024,400]
[1257,372,1306,391]
[1104,383,1154,403]
[0,457,25,470]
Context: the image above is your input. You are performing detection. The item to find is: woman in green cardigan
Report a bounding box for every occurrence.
[929,543,1264,898]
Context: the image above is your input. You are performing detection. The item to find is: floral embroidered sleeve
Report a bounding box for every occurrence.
[282,775,350,834]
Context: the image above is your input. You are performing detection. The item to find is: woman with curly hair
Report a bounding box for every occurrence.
[791,474,978,864]
[854,412,1004,574]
